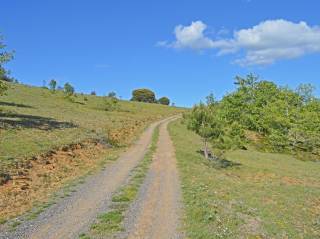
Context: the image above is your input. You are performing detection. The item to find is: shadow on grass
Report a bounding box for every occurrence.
[197,150,242,169]
[0,112,77,130]
[0,101,34,109]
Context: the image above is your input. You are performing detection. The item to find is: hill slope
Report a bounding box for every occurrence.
[0,83,183,221]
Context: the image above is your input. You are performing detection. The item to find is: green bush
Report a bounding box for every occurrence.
[0,80,8,96]
[103,96,118,111]
[49,79,57,92]
[185,74,320,160]
[131,88,156,103]
[158,97,170,105]
[63,83,74,96]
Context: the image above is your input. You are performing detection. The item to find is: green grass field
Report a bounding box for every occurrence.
[0,83,183,165]
[169,120,320,239]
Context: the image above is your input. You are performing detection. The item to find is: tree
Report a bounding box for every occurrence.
[64,83,74,96]
[0,80,8,96]
[186,102,223,159]
[131,88,156,103]
[49,79,57,92]
[0,34,14,96]
[91,91,96,95]
[296,83,315,104]
[108,91,117,98]
[158,96,170,105]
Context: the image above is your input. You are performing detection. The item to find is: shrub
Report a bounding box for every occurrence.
[158,97,170,105]
[49,79,57,92]
[103,96,118,111]
[64,83,75,97]
[108,91,117,98]
[131,88,156,103]
[0,74,15,82]
[0,80,8,96]
[0,34,14,95]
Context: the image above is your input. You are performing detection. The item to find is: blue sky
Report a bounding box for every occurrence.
[1,0,320,106]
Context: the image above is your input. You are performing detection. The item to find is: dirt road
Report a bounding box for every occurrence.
[0,117,183,239]
[124,118,183,239]
[0,117,175,239]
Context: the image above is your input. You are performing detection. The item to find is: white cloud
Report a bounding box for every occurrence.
[159,19,320,66]
[172,21,215,49]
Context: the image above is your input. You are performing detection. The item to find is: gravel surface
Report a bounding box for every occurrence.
[121,118,183,239]
[0,117,172,239]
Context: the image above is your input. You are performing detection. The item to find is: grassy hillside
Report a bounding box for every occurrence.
[169,120,320,238]
[0,83,183,163]
[0,83,183,221]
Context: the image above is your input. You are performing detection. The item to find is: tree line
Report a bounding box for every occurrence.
[185,74,320,161]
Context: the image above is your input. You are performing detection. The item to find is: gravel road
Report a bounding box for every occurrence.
[0,117,174,239]
[122,118,183,239]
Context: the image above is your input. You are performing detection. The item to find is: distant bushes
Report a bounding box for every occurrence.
[184,74,320,161]
[49,79,57,92]
[64,83,75,97]
[131,88,156,103]
[158,97,170,105]
[131,88,171,106]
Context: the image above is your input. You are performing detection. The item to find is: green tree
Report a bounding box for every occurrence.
[158,96,170,105]
[64,83,75,97]
[49,79,57,92]
[0,34,14,96]
[185,102,223,159]
[131,88,156,103]
[0,80,8,96]
[108,91,117,98]
[296,83,315,104]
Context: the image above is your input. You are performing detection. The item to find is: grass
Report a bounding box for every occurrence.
[84,126,160,238]
[0,83,183,166]
[168,119,320,239]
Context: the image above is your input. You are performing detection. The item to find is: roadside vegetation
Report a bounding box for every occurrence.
[81,126,160,238]
[169,120,320,238]
[185,74,320,161]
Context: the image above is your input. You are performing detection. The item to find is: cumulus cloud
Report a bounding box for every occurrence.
[159,19,320,66]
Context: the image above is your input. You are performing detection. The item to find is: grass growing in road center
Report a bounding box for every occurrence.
[81,126,160,238]
[168,120,320,239]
